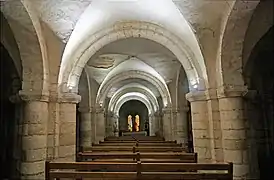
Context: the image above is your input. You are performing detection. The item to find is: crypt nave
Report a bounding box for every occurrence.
[0,0,273,179]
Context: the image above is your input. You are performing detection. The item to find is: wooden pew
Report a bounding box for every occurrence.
[138,162,233,180]
[105,135,164,140]
[81,146,185,153]
[78,152,197,163]
[100,140,177,144]
[104,137,165,142]
[45,161,233,180]
[133,146,185,153]
[96,142,181,147]
[45,161,139,180]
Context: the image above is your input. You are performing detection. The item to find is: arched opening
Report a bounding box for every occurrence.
[118,100,149,136]
[0,43,22,179]
[243,26,273,179]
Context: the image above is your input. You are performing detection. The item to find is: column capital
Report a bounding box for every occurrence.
[94,107,104,114]
[217,85,248,99]
[153,111,159,117]
[171,107,189,113]
[57,92,81,103]
[185,90,207,102]
[19,90,50,102]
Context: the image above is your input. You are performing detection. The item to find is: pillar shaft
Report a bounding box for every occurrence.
[57,93,80,162]
[173,108,189,146]
[78,107,92,149]
[162,108,172,141]
[19,91,48,179]
[186,91,212,163]
[95,107,105,143]
[219,96,250,179]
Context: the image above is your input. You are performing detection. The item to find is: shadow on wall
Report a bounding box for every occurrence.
[0,44,22,179]
[243,26,274,179]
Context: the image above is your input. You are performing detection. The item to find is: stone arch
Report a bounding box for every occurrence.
[78,69,91,111]
[1,1,49,95]
[242,0,273,80]
[97,70,171,107]
[59,21,207,94]
[114,93,153,116]
[108,83,159,112]
[0,12,22,78]
[217,0,260,93]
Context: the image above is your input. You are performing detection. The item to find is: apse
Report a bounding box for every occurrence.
[118,100,149,135]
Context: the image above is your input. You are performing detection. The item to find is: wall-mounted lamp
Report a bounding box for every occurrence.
[193,84,198,89]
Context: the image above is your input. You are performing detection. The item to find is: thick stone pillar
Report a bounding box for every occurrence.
[173,107,189,146]
[186,91,212,162]
[58,93,81,162]
[78,106,92,149]
[162,108,173,141]
[218,88,250,179]
[112,114,119,137]
[18,91,49,179]
[95,107,105,143]
[154,111,162,137]
[105,112,115,137]
[149,114,155,136]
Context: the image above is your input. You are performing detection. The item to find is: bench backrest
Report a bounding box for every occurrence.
[46,161,233,180]
[101,140,176,144]
[83,146,185,153]
[78,152,197,163]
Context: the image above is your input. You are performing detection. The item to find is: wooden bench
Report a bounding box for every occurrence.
[78,152,197,163]
[45,161,233,180]
[105,136,164,140]
[133,146,185,153]
[100,140,177,144]
[81,146,185,153]
[96,142,181,147]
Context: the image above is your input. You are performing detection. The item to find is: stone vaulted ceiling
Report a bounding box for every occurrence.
[1,0,232,109]
[31,0,228,43]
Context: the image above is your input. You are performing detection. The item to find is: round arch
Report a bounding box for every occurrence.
[59,21,207,94]
[217,0,260,93]
[109,83,159,112]
[1,1,49,95]
[97,70,171,107]
[0,12,22,78]
[113,93,154,116]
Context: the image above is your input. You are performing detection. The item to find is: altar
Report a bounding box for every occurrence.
[122,131,147,136]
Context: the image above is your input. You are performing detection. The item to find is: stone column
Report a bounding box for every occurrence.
[112,114,119,137]
[173,107,189,146]
[95,107,105,143]
[18,91,49,179]
[162,108,173,141]
[105,112,114,137]
[154,111,162,137]
[149,114,155,136]
[58,93,81,162]
[186,91,212,162]
[218,88,250,179]
[78,106,92,150]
